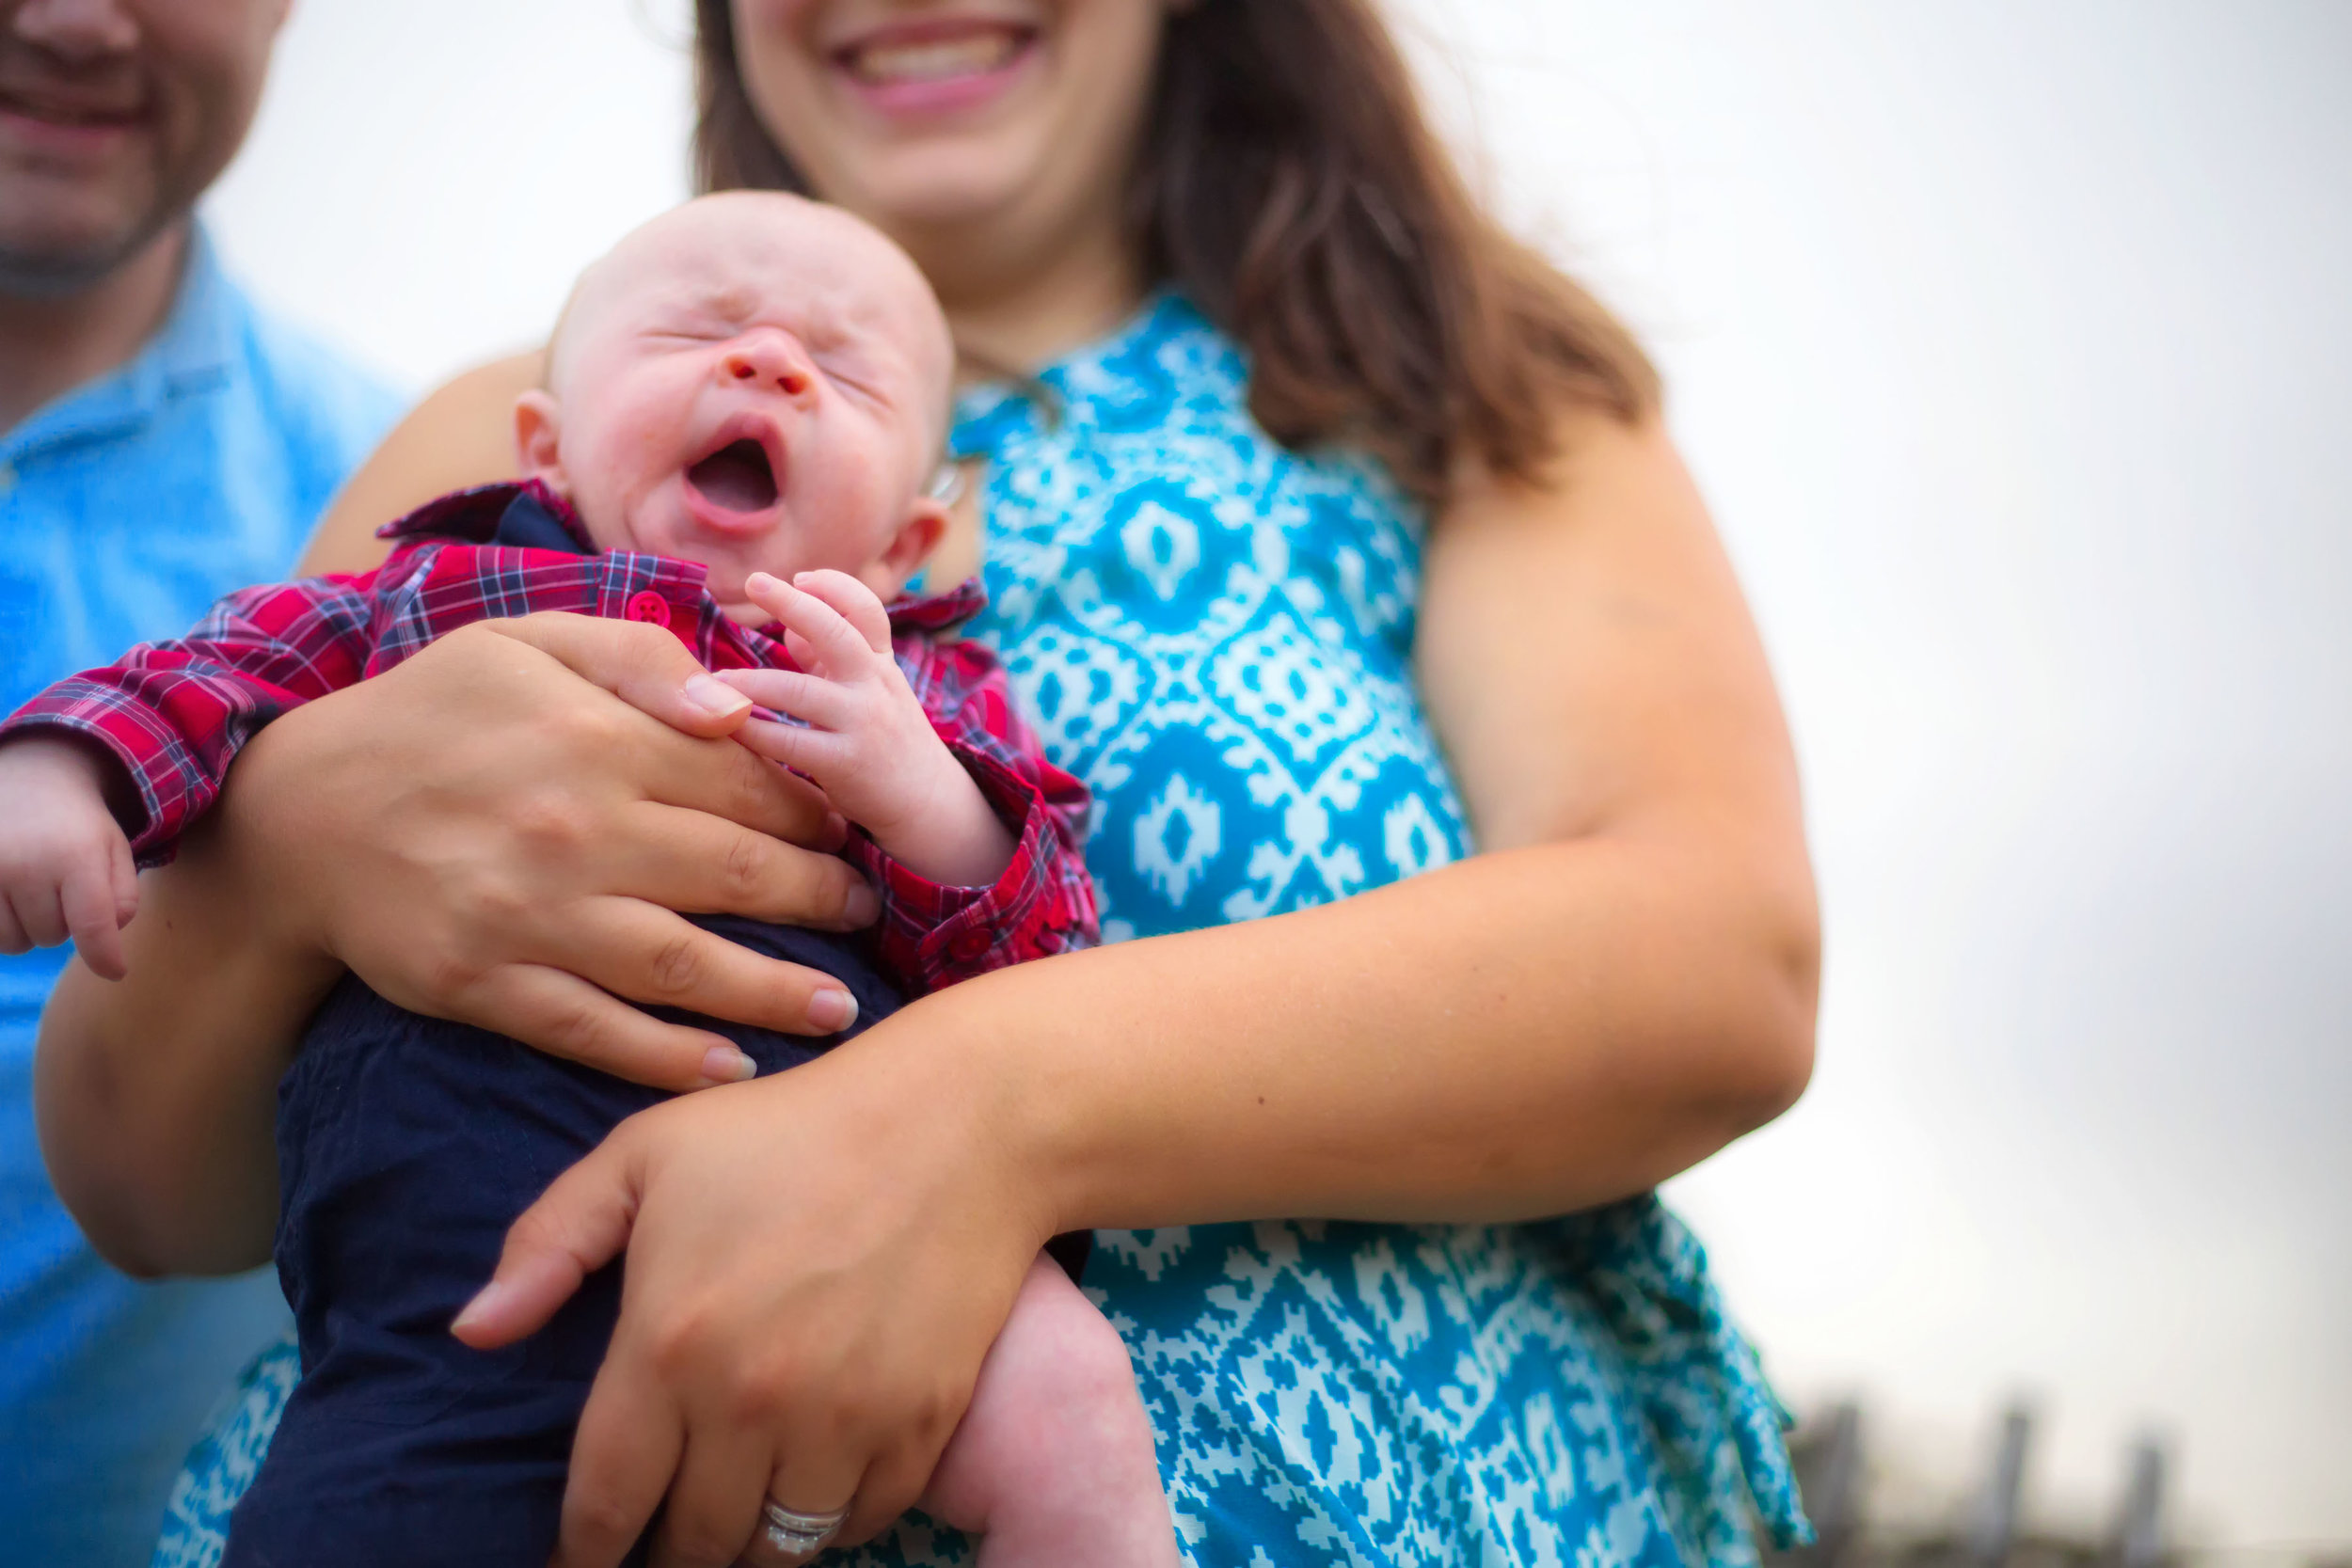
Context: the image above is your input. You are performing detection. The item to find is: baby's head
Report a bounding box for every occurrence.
[516,192,957,623]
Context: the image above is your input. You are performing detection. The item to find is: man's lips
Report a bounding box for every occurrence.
[0,81,146,127]
[0,82,148,156]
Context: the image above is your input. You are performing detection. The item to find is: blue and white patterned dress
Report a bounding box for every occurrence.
[156,294,1806,1568]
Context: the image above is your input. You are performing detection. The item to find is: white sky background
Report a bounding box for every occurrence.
[204,1,2352,1546]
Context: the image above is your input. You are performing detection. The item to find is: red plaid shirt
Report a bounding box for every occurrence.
[1,482,1096,992]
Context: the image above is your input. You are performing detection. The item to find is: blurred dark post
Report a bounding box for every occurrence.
[1807,1402,1867,1568]
[2109,1435,2165,1568]
[1963,1405,2035,1568]
[1759,1402,1867,1568]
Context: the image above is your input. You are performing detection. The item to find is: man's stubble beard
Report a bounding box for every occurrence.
[0,162,185,301]
[0,220,175,300]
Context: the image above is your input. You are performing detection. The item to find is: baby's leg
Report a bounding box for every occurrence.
[920,1254,1181,1568]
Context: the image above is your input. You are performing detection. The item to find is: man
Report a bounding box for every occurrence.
[0,0,399,1560]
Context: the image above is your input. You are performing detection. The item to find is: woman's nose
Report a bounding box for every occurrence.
[719,333,814,399]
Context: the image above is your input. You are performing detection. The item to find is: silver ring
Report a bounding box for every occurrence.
[761,1498,848,1560]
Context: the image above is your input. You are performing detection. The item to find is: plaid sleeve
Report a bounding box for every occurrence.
[844,638,1098,992]
[0,569,384,865]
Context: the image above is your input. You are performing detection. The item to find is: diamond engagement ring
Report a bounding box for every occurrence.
[761,1498,849,1560]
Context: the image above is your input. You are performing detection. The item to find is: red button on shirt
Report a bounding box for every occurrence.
[947,927,992,964]
[625,590,672,628]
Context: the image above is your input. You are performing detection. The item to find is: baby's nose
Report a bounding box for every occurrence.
[720,334,813,398]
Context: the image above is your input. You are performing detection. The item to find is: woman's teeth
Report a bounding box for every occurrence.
[847,32,1023,85]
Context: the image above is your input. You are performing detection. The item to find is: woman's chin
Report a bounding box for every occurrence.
[836,138,1060,236]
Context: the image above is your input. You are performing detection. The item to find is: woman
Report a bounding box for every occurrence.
[40,2,1820,1564]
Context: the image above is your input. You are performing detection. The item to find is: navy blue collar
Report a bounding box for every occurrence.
[378,478,595,552]
[486,485,590,552]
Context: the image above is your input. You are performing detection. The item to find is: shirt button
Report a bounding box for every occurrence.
[947,928,992,964]
[625,590,672,627]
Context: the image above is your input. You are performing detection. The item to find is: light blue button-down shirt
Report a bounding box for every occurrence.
[0,226,400,1567]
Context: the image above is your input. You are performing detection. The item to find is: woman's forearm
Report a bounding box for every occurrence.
[37,813,339,1276]
[905,825,1816,1238]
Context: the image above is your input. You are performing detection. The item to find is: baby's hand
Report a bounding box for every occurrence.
[719,571,966,832]
[717,571,1014,887]
[0,736,140,980]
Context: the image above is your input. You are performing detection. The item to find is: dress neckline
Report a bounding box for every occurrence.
[950,289,1208,454]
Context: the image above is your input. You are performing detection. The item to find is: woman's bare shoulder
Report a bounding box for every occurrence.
[296,350,548,575]
[1417,407,1805,860]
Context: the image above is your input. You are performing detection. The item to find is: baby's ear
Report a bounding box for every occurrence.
[857,496,950,602]
[513,390,568,492]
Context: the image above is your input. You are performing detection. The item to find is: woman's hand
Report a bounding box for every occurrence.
[39,606,899,1276]
[450,1003,1048,1568]
[226,610,886,1090]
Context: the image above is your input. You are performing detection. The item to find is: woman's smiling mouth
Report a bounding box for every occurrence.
[831,19,1041,115]
[841,27,1031,87]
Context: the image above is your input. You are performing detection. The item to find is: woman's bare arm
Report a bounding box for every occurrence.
[295,351,543,575]
[949,407,1818,1227]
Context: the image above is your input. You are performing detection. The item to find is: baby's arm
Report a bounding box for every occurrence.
[719,571,1016,888]
[0,738,140,979]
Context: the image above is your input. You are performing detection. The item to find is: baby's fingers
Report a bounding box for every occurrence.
[0,890,32,955]
[733,717,850,779]
[789,569,892,654]
[710,667,852,731]
[744,572,879,676]
[61,858,129,981]
[108,828,137,927]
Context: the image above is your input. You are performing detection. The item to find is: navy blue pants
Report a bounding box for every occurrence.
[223,918,903,1568]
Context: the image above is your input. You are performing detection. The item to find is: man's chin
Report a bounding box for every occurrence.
[0,198,176,298]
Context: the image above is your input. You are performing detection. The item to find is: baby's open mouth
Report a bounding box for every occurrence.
[686,438,779,515]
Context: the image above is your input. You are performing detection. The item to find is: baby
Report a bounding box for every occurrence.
[0,193,1174,1568]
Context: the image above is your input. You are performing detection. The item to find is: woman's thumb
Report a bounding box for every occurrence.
[451,1140,640,1349]
[488,611,755,738]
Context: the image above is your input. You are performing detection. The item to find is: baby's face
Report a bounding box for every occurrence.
[518,193,956,623]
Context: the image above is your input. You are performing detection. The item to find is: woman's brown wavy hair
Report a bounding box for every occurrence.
[693,0,1657,509]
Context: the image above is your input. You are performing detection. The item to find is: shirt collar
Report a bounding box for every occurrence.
[379,477,595,550]
[2,223,240,463]
[381,479,990,634]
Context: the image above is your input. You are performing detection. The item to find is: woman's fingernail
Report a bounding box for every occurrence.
[685,674,752,719]
[809,989,857,1033]
[451,1281,508,1335]
[844,882,881,927]
[701,1044,756,1085]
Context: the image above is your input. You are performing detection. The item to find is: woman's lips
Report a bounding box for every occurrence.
[832,22,1039,118]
